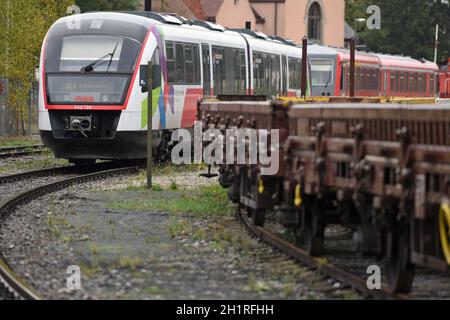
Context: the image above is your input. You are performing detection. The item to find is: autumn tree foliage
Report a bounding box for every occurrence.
[0,0,73,135]
[75,0,140,12]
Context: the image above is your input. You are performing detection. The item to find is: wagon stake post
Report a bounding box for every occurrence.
[301,36,308,98]
[147,62,153,188]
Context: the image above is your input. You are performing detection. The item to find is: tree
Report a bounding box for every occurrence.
[345,0,450,63]
[75,0,140,12]
[0,0,72,135]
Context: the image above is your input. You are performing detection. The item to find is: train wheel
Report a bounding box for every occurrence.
[385,221,415,293]
[302,197,325,256]
[251,209,266,227]
[227,183,240,203]
[154,130,174,164]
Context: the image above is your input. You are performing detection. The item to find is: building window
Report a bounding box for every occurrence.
[308,2,322,42]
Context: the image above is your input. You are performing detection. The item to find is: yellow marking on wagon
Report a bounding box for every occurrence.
[439,203,450,265]
[294,184,302,207]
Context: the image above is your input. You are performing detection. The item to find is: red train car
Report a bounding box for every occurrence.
[337,49,380,97]
[309,45,440,98]
[378,54,439,98]
[439,58,450,99]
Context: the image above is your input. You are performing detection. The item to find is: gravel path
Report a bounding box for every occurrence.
[0,168,361,300]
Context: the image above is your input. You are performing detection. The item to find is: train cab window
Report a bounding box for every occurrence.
[45,35,141,105]
[288,57,301,90]
[310,59,334,87]
[166,41,200,85]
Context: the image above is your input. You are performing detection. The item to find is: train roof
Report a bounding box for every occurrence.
[334,48,379,65]
[54,11,303,57]
[308,44,338,56]
[375,53,439,71]
[54,11,156,28]
[53,11,439,71]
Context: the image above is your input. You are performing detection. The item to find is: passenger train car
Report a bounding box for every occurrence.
[308,45,440,98]
[440,58,450,99]
[38,11,307,162]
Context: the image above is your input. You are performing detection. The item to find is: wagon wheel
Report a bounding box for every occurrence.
[301,196,325,256]
[385,220,415,293]
[250,208,266,227]
[154,131,174,164]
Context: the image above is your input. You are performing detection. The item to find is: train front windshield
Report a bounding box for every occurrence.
[310,59,334,87]
[44,17,148,105]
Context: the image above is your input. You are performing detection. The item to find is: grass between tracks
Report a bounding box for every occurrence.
[0,136,41,147]
[0,154,67,175]
[108,184,232,217]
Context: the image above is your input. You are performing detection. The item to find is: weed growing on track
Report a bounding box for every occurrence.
[0,154,67,175]
[0,136,41,147]
[108,185,232,217]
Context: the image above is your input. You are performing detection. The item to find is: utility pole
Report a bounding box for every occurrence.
[145,0,152,12]
[434,24,439,64]
[147,62,153,188]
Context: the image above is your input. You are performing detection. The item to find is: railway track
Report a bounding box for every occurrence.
[0,163,140,300]
[237,207,450,300]
[0,145,47,159]
[236,206,410,300]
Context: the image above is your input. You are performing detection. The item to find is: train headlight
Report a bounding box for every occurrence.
[71,119,81,129]
[80,119,91,129]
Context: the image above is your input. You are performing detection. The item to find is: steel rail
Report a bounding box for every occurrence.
[0,165,140,300]
[0,160,142,185]
[0,166,75,185]
[235,206,411,300]
[0,145,46,159]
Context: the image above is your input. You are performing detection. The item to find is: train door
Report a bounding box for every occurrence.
[201,44,211,97]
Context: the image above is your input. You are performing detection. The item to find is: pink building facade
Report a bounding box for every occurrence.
[140,0,346,47]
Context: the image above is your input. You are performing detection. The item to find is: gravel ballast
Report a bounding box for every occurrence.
[0,167,361,300]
